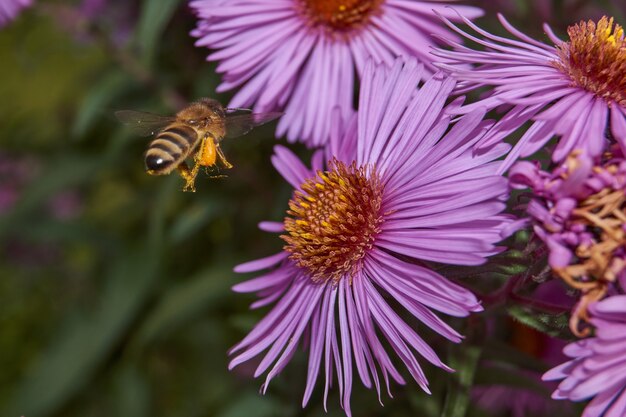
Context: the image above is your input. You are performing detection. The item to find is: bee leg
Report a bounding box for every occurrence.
[177,162,198,192]
[215,144,233,169]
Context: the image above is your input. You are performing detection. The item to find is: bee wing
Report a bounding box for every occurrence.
[222,109,283,140]
[115,110,176,137]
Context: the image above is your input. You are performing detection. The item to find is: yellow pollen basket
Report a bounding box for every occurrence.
[281,159,384,284]
[555,16,626,106]
[299,0,383,32]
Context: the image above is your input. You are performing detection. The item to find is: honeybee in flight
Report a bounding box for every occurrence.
[116,98,281,192]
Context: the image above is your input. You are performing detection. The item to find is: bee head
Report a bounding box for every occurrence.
[177,98,225,126]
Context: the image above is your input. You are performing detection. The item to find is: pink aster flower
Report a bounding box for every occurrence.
[433,14,626,169]
[0,0,32,27]
[229,58,512,415]
[190,0,483,147]
[543,287,626,417]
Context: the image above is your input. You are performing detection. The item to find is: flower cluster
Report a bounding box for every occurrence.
[184,3,626,416]
[5,1,626,417]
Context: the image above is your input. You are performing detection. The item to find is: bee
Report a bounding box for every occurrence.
[116,98,281,192]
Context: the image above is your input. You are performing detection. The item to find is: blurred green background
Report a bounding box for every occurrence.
[0,1,623,417]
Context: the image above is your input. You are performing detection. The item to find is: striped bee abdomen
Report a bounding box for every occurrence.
[145,124,198,175]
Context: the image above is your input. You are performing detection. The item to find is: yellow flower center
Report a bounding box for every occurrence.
[281,159,384,284]
[297,0,383,33]
[555,16,626,106]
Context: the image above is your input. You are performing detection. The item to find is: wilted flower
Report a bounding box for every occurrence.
[190,0,483,147]
[229,58,512,415]
[510,149,626,334]
[0,0,32,27]
[434,14,626,169]
[543,287,626,417]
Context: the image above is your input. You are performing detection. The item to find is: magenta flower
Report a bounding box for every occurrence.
[229,58,512,415]
[0,0,32,27]
[190,0,483,147]
[543,288,626,417]
[510,149,626,335]
[433,14,626,169]
[510,150,626,281]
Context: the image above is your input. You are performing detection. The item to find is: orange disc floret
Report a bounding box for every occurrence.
[281,159,384,284]
[555,16,626,106]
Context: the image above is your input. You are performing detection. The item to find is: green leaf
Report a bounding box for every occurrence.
[216,391,285,417]
[130,266,234,350]
[72,72,132,139]
[12,216,120,257]
[169,199,225,243]
[441,345,481,417]
[0,175,173,417]
[508,305,571,338]
[1,247,160,417]
[112,365,150,417]
[135,0,183,65]
[408,391,441,417]
[147,174,180,250]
